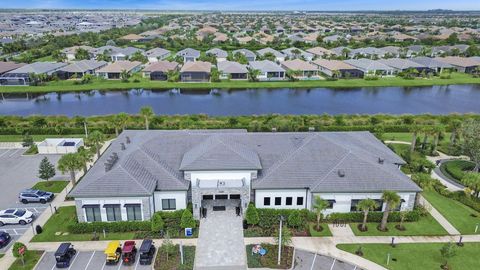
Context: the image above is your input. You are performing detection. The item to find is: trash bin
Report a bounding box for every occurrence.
[243,219,248,229]
[35,225,43,234]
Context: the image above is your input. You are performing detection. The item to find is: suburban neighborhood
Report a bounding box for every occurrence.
[0,5,480,270]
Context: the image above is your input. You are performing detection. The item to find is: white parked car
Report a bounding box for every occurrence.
[0,209,34,226]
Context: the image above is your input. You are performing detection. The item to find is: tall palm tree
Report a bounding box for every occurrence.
[421,126,432,150]
[379,191,401,231]
[139,106,154,130]
[409,124,420,154]
[57,153,84,185]
[113,113,129,136]
[247,69,261,82]
[432,125,445,154]
[77,147,94,174]
[88,130,105,158]
[449,120,462,146]
[312,196,329,231]
[357,199,378,231]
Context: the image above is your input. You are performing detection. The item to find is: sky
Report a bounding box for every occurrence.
[1,0,479,11]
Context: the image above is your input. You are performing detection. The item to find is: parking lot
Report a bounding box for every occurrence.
[36,250,154,270]
[0,148,66,252]
[294,249,362,270]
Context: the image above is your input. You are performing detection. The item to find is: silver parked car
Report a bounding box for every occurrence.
[19,189,54,204]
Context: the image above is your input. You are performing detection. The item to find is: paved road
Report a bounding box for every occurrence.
[35,250,152,270]
[294,249,362,270]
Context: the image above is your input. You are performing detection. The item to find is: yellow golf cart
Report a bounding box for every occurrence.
[105,241,122,265]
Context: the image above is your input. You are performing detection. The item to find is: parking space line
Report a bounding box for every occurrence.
[67,252,79,270]
[13,229,18,235]
[330,258,336,270]
[310,253,317,270]
[8,149,21,157]
[0,149,11,157]
[84,251,96,270]
[101,261,107,270]
[117,260,122,270]
[134,254,140,270]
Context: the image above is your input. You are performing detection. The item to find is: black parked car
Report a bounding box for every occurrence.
[0,232,11,248]
[55,243,76,268]
[139,239,156,265]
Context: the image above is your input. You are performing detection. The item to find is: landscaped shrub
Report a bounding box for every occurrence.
[12,242,27,258]
[180,209,196,229]
[440,160,476,181]
[287,211,302,229]
[246,203,259,226]
[67,221,151,234]
[327,208,424,223]
[256,208,314,229]
[151,212,165,232]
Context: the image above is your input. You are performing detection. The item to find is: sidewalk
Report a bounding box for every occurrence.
[418,194,461,235]
[0,140,112,270]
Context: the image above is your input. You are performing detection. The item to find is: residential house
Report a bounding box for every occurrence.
[280,59,319,80]
[58,60,108,79]
[119,34,143,42]
[232,49,256,62]
[206,48,228,62]
[312,59,364,78]
[176,48,201,63]
[143,61,179,81]
[349,47,387,59]
[281,47,314,61]
[217,61,248,80]
[92,46,145,62]
[344,59,395,76]
[69,130,421,222]
[306,47,334,59]
[95,61,142,80]
[0,61,25,76]
[61,46,94,61]
[248,60,285,81]
[256,48,285,62]
[436,57,480,73]
[145,48,171,63]
[378,58,429,75]
[180,61,211,82]
[409,57,453,74]
[0,62,68,85]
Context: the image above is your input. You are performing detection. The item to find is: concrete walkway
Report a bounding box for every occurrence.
[418,195,461,235]
[328,224,355,237]
[194,208,247,270]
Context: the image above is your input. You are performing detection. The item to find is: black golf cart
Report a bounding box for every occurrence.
[139,239,156,265]
[55,243,76,268]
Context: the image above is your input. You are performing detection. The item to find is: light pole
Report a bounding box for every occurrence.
[277,215,285,265]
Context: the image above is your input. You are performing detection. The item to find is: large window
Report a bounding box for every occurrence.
[162,199,176,210]
[286,197,293,206]
[274,197,282,206]
[296,197,304,206]
[350,199,361,212]
[125,204,142,221]
[327,200,336,209]
[104,204,121,221]
[374,200,384,211]
[264,197,271,206]
[84,205,101,222]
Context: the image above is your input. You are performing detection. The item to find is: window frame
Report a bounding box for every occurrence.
[104,204,121,222]
[296,197,304,206]
[274,197,282,206]
[161,199,176,211]
[125,204,142,221]
[84,205,101,222]
[263,197,271,206]
[285,197,293,206]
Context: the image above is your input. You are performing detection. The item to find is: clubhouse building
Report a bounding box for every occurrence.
[69,130,421,222]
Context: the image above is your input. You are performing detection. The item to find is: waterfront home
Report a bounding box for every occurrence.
[95,61,142,80]
[435,57,480,73]
[180,61,212,82]
[248,60,286,81]
[119,34,143,42]
[232,49,257,62]
[217,61,248,80]
[0,62,68,86]
[256,48,285,62]
[145,48,171,63]
[0,61,25,76]
[344,59,395,76]
[306,47,334,58]
[176,48,201,63]
[206,48,228,62]
[69,130,421,222]
[312,59,364,78]
[142,61,179,81]
[61,45,94,61]
[58,60,108,79]
[409,57,453,74]
[280,59,319,80]
[92,46,145,62]
[281,47,314,61]
[349,47,387,59]
[378,58,429,74]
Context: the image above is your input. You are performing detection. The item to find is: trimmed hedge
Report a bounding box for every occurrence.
[327,208,424,223]
[257,208,314,229]
[68,221,151,234]
[0,127,114,135]
[440,160,476,181]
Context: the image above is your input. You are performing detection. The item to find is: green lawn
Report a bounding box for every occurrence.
[31,181,69,193]
[384,133,451,144]
[154,245,195,270]
[0,134,85,142]
[0,72,478,93]
[423,191,480,234]
[349,213,448,236]
[338,242,480,270]
[308,223,333,237]
[31,206,135,242]
[246,244,293,269]
[439,160,476,182]
[8,250,44,270]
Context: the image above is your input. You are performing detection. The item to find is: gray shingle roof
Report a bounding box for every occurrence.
[248,60,285,72]
[60,60,107,73]
[70,130,420,198]
[217,61,248,74]
[206,48,228,58]
[8,62,68,75]
[410,57,453,69]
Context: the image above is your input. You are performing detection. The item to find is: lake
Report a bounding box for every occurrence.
[0,84,480,116]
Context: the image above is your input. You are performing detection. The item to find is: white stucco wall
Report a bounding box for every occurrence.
[75,196,149,222]
[255,189,311,210]
[188,170,254,187]
[153,190,188,211]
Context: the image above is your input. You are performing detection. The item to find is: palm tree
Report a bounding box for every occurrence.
[379,191,401,231]
[432,125,445,154]
[77,147,94,174]
[409,124,420,154]
[421,126,432,150]
[113,113,129,136]
[139,106,154,130]
[356,199,378,231]
[88,130,105,158]
[449,120,462,145]
[57,153,83,185]
[248,69,261,82]
[312,196,329,231]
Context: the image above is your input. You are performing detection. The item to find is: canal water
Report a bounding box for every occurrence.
[0,85,479,116]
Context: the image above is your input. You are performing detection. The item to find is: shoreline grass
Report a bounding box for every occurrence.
[0,73,478,94]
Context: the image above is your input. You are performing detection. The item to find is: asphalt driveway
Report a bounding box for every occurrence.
[294,249,362,270]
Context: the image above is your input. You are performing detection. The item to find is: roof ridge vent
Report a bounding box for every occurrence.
[337,169,345,177]
[104,152,119,172]
[121,143,126,150]
[126,136,131,144]
[378,157,385,164]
